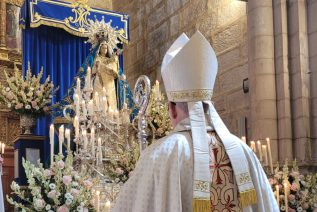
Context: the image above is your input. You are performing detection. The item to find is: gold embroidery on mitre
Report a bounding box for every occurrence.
[167,89,213,102]
[194,180,210,193]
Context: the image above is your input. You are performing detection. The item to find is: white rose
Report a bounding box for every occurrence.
[66,198,73,205]
[77,206,83,212]
[5,87,10,92]
[49,183,56,190]
[25,105,31,110]
[12,182,20,190]
[33,199,45,210]
[7,103,11,108]
[46,204,51,210]
[65,193,73,199]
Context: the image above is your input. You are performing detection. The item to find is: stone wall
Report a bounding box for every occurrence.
[113,0,248,135]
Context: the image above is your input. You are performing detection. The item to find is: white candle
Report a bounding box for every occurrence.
[284,182,288,212]
[1,143,5,154]
[50,124,54,165]
[58,125,64,154]
[98,137,101,149]
[154,80,159,99]
[88,100,94,115]
[74,116,79,138]
[65,129,71,151]
[105,200,111,212]
[276,184,280,207]
[83,130,88,150]
[266,137,273,174]
[82,100,87,117]
[86,67,91,89]
[241,136,246,143]
[74,94,80,116]
[91,127,95,157]
[95,92,100,110]
[96,190,100,212]
[98,138,102,164]
[250,141,256,153]
[262,145,268,166]
[76,78,81,93]
[257,140,262,161]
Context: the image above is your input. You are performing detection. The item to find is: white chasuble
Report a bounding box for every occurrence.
[112,119,279,212]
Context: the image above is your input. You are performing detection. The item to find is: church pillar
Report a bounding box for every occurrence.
[288,0,311,163]
[247,0,278,163]
[273,0,293,162]
[307,0,317,163]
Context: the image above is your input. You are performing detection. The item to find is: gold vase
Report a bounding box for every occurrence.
[20,114,36,135]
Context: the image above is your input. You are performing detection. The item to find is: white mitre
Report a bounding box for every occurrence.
[162,31,217,102]
[161,31,257,211]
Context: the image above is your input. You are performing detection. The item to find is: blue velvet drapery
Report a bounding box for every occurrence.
[22,25,91,165]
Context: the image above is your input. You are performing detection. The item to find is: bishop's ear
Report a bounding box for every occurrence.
[168,102,177,119]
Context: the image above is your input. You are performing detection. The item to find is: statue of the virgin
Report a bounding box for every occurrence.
[55,19,136,118]
[92,41,119,110]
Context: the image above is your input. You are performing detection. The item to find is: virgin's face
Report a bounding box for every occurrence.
[100,44,108,56]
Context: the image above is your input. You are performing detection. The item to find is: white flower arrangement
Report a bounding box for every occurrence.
[7,153,96,212]
[0,63,59,116]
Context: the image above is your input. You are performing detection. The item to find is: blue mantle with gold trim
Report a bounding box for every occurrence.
[20,0,129,40]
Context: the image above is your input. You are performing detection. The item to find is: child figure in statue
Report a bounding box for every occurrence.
[92,41,119,110]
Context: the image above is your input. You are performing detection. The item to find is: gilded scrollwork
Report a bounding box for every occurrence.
[194,180,210,193]
[34,12,41,21]
[168,89,213,102]
[5,0,23,7]
[237,172,252,186]
[64,0,91,32]
[0,110,20,146]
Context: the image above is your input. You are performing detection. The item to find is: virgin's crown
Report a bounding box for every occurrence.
[87,18,124,50]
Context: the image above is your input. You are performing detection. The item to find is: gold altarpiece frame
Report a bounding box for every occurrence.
[0,0,23,146]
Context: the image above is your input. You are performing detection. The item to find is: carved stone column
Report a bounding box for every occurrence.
[248,1,278,163]
[288,0,311,164]
[273,0,293,162]
[307,0,317,164]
